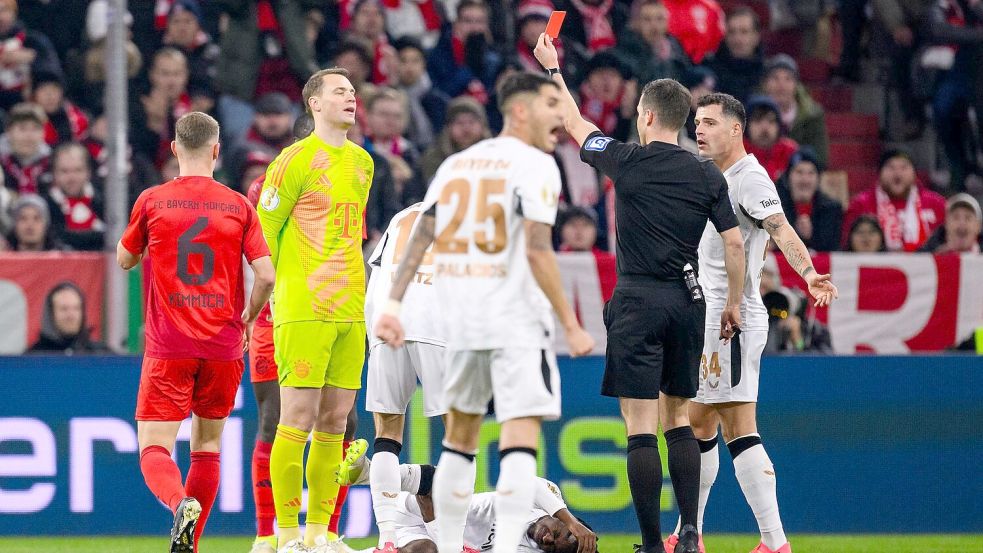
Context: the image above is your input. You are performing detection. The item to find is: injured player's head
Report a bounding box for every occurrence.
[526,515,586,553]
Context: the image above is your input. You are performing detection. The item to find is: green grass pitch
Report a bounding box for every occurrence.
[1,535,979,552]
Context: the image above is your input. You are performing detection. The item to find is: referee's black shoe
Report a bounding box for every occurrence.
[674,525,700,553]
[169,497,202,553]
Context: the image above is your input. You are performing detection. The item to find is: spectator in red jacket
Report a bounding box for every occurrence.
[842,149,947,252]
[0,103,51,195]
[744,95,798,182]
[660,0,725,63]
[33,73,89,147]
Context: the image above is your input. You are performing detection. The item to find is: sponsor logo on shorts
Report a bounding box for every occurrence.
[293,359,311,379]
[584,135,614,151]
[259,187,280,211]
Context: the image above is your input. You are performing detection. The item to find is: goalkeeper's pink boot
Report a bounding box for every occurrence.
[663,533,705,553]
[750,543,791,553]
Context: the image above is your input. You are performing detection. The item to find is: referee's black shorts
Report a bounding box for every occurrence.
[602,276,706,399]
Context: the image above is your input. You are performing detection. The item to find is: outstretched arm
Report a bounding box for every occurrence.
[533,33,600,146]
[763,212,838,306]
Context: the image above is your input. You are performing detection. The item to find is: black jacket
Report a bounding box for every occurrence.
[702,42,765,105]
[28,282,107,354]
[777,180,844,252]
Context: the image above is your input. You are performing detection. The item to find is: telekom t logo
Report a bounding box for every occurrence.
[334,203,360,238]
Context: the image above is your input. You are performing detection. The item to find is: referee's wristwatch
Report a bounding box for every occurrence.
[545,67,560,76]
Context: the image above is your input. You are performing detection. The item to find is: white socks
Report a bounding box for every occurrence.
[370,451,401,547]
[433,448,476,553]
[492,450,538,553]
[732,436,787,550]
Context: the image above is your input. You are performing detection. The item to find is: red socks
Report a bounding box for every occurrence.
[140,445,186,513]
[328,440,353,535]
[185,451,221,551]
[252,440,276,537]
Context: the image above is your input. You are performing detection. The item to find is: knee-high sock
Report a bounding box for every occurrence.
[433,446,476,553]
[729,435,787,550]
[371,438,402,546]
[665,426,701,530]
[673,435,720,536]
[270,424,309,545]
[185,451,220,552]
[627,434,662,547]
[140,445,186,513]
[305,431,344,545]
[493,448,538,553]
[251,440,275,537]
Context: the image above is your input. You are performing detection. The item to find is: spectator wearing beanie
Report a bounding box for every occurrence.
[776,147,843,252]
[516,0,567,74]
[419,96,490,183]
[6,193,64,251]
[32,72,89,147]
[842,149,946,252]
[577,50,636,142]
[762,53,829,166]
[616,0,690,84]
[744,95,799,182]
[703,6,765,104]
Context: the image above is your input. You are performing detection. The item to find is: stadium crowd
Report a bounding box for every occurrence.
[0,0,981,354]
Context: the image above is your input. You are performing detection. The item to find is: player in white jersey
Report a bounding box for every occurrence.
[374,72,595,553]
[359,203,448,553]
[391,475,595,553]
[663,93,838,553]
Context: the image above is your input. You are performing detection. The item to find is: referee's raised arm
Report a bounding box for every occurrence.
[533,33,599,146]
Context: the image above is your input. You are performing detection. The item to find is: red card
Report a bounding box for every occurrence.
[545,11,566,39]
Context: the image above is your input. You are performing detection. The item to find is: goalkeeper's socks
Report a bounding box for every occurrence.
[493,448,538,553]
[305,431,344,547]
[139,445,186,513]
[627,434,663,548]
[371,439,402,547]
[730,434,787,551]
[185,451,220,551]
[270,424,309,532]
[251,440,276,537]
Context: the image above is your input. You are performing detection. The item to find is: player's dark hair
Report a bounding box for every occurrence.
[496,71,558,112]
[697,92,747,129]
[727,6,761,33]
[293,114,314,140]
[302,67,353,115]
[174,111,220,151]
[639,79,692,131]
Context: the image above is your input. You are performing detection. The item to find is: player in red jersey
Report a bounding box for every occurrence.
[117,112,275,553]
[245,114,360,553]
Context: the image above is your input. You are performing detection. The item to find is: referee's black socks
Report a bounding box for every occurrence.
[665,425,701,530]
[627,433,663,548]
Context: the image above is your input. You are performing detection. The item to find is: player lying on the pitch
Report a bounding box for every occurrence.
[337,442,598,553]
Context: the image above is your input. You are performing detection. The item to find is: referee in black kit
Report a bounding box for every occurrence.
[535,35,747,553]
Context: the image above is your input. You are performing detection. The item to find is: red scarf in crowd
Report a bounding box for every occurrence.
[1,150,49,195]
[44,102,90,146]
[339,0,442,31]
[579,82,622,136]
[875,185,928,252]
[48,183,104,232]
[569,0,616,52]
[0,30,29,92]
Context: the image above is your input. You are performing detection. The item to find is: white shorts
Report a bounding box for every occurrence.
[445,348,561,423]
[366,341,447,417]
[694,329,766,404]
[393,492,437,548]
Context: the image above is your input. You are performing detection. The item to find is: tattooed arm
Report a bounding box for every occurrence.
[374,211,436,347]
[762,213,838,307]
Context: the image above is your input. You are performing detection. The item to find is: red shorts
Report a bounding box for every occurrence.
[248,323,278,383]
[136,357,245,421]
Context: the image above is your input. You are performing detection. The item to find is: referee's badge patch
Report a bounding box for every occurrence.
[259,188,280,211]
[585,135,614,151]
